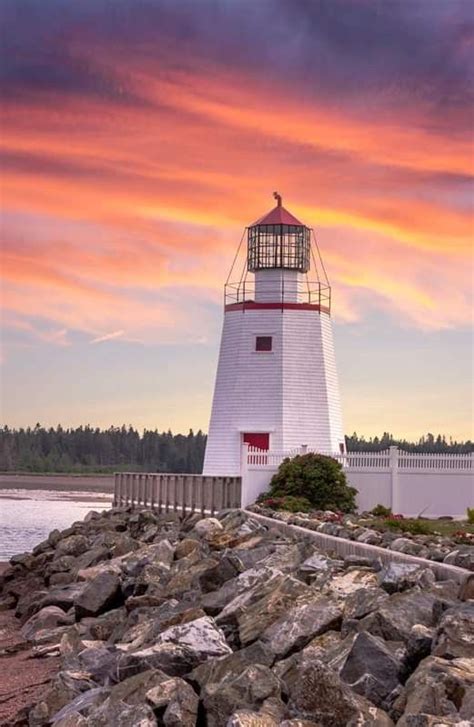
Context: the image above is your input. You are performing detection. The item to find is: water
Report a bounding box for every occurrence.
[0,489,112,560]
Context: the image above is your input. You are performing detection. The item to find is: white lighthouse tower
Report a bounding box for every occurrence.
[203,194,345,476]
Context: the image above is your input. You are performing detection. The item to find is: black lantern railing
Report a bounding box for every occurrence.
[225,279,331,310]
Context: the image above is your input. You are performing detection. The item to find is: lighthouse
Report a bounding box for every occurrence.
[203,194,345,476]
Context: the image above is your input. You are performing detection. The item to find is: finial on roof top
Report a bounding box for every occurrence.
[273,191,282,207]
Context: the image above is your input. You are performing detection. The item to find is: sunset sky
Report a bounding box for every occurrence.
[1,0,473,440]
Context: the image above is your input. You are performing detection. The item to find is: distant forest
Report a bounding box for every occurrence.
[0,425,472,474]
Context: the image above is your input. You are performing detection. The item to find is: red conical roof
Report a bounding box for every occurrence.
[251,196,305,227]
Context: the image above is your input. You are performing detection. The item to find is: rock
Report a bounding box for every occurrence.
[175,538,201,559]
[49,686,108,724]
[74,572,122,619]
[395,656,474,726]
[203,565,279,616]
[237,576,310,646]
[389,537,423,556]
[56,535,89,557]
[76,644,120,683]
[191,640,275,690]
[356,529,382,545]
[359,590,438,644]
[261,597,342,659]
[52,713,88,727]
[118,641,202,679]
[339,631,402,709]
[146,677,198,726]
[404,624,434,674]
[344,555,380,570]
[199,555,240,592]
[151,614,231,659]
[324,569,378,599]
[118,616,231,679]
[37,583,88,614]
[343,587,389,621]
[459,573,474,601]
[299,553,331,574]
[203,664,281,727]
[226,711,279,726]
[432,602,474,659]
[193,517,224,538]
[29,669,97,725]
[48,556,78,574]
[285,657,394,726]
[83,606,128,642]
[378,562,435,594]
[21,605,74,640]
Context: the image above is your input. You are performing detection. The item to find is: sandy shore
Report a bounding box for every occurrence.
[0,473,115,493]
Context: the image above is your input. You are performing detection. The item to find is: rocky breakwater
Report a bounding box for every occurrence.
[249,505,474,570]
[0,507,473,726]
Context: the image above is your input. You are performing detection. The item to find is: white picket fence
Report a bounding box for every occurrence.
[242,445,474,517]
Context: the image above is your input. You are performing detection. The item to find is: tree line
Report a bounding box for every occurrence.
[0,425,471,474]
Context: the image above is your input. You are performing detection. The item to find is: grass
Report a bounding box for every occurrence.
[365,517,474,537]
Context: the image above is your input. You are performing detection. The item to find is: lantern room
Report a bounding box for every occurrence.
[248,192,311,273]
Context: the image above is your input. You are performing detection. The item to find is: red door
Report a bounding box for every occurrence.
[243,432,269,450]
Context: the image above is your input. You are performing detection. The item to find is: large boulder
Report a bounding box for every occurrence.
[191,640,274,691]
[118,616,231,679]
[236,576,311,645]
[377,562,435,594]
[261,596,342,659]
[285,657,394,726]
[146,676,198,726]
[395,656,474,726]
[358,589,438,643]
[432,602,474,659]
[193,517,223,539]
[343,586,389,621]
[202,664,281,727]
[21,605,74,640]
[339,631,402,709]
[74,572,122,619]
[55,535,89,558]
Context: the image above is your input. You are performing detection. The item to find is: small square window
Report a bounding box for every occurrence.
[256,336,272,352]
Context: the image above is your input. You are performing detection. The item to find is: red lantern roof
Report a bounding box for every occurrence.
[250,192,305,227]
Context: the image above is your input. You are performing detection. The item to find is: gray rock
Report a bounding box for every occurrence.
[193,517,223,538]
[191,640,275,691]
[50,687,109,723]
[56,535,89,557]
[203,664,281,727]
[203,566,279,616]
[118,642,200,679]
[432,602,474,659]
[22,605,74,640]
[285,657,394,726]
[404,624,435,674]
[237,576,310,646]
[358,590,438,643]
[356,529,382,545]
[395,656,474,726]
[74,572,122,619]
[76,644,120,684]
[378,562,435,594]
[343,586,389,620]
[146,676,198,726]
[340,631,402,709]
[261,596,342,659]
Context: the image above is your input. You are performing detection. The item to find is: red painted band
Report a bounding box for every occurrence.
[225,302,330,314]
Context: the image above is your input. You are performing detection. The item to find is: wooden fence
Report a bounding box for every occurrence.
[113,472,241,515]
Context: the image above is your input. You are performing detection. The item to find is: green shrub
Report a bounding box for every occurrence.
[383,518,431,535]
[467,507,474,525]
[371,504,392,518]
[257,495,313,513]
[263,453,357,512]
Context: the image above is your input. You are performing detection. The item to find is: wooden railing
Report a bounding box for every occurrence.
[113,472,241,515]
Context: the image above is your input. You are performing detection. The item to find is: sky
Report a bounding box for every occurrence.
[1,0,473,440]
